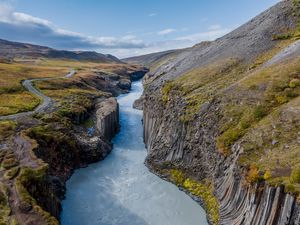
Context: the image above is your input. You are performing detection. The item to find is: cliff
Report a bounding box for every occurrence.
[96,97,119,141]
[0,57,147,224]
[140,0,300,224]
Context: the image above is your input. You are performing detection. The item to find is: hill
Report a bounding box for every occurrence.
[0,38,121,63]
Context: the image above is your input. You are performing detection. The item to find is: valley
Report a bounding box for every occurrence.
[0,0,300,225]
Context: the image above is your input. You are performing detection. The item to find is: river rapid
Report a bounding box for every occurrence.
[61,81,208,225]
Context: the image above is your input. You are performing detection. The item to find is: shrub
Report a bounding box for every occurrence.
[168,169,219,225]
[290,167,300,184]
[289,78,300,88]
[263,170,272,180]
[161,81,178,103]
[253,105,268,120]
[246,165,260,183]
[170,169,185,185]
[2,157,18,170]
[183,179,219,225]
[217,128,242,155]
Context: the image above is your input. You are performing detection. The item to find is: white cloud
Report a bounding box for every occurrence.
[157,28,176,35]
[0,2,233,58]
[0,3,146,50]
[148,13,157,17]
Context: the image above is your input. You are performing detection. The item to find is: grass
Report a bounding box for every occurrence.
[0,182,10,225]
[16,166,59,225]
[36,59,140,75]
[238,97,300,197]
[271,0,300,41]
[158,42,300,198]
[0,92,40,116]
[249,39,294,69]
[0,120,17,141]
[161,58,246,122]
[4,167,20,180]
[0,59,137,116]
[0,62,68,116]
[217,57,300,155]
[168,169,219,225]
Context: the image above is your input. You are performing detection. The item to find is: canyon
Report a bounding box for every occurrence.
[0,0,300,224]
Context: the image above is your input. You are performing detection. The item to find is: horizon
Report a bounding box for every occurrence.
[0,0,279,58]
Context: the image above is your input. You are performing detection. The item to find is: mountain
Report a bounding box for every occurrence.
[134,0,300,224]
[123,49,184,67]
[0,38,122,63]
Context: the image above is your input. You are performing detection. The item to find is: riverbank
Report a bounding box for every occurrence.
[61,81,208,225]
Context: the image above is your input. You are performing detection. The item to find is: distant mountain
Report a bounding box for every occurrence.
[0,38,121,63]
[123,49,184,67]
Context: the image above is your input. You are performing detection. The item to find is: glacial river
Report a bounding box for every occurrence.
[61,81,208,225]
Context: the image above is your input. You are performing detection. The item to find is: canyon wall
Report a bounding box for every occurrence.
[140,1,300,224]
[143,87,300,225]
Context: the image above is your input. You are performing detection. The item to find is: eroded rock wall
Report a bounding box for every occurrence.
[142,91,300,225]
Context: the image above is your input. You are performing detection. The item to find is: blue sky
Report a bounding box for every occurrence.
[0,0,279,57]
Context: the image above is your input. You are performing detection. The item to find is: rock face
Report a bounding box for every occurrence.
[30,97,120,221]
[143,74,300,225]
[140,0,300,224]
[96,97,119,140]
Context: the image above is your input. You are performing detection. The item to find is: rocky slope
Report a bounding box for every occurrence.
[138,0,300,224]
[0,56,147,224]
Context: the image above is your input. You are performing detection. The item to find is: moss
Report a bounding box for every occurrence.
[290,167,300,184]
[0,120,17,141]
[289,78,300,88]
[246,165,261,183]
[263,170,272,180]
[1,157,19,170]
[161,81,177,103]
[169,169,219,225]
[15,166,59,225]
[218,58,300,155]
[253,105,268,120]
[3,167,20,180]
[164,59,246,122]
[183,179,219,225]
[0,183,10,225]
[9,216,19,225]
[170,169,185,184]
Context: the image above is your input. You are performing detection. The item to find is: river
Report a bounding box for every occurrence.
[61,81,208,225]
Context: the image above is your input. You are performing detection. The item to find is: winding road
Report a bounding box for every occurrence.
[0,69,76,121]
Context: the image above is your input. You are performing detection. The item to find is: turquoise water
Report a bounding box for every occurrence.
[61,81,208,225]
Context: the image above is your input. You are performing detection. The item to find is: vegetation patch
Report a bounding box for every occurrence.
[0,182,10,225]
[167,169,219,225]
[0,62,68,115]
[160,59,247,122]
[0,120,17,141]
[271,0,300,41]
[0,92,40,116]
[4,167,20,180]
[217,57,300,155]
[16,166,59,225]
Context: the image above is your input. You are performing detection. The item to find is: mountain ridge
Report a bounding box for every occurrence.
[0,38,122,63]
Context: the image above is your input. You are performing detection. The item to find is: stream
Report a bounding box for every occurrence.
[61,81,208,225]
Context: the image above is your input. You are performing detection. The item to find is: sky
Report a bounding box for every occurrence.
[0,0,279,58]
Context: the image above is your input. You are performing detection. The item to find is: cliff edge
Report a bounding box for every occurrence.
[138,0,300,224]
